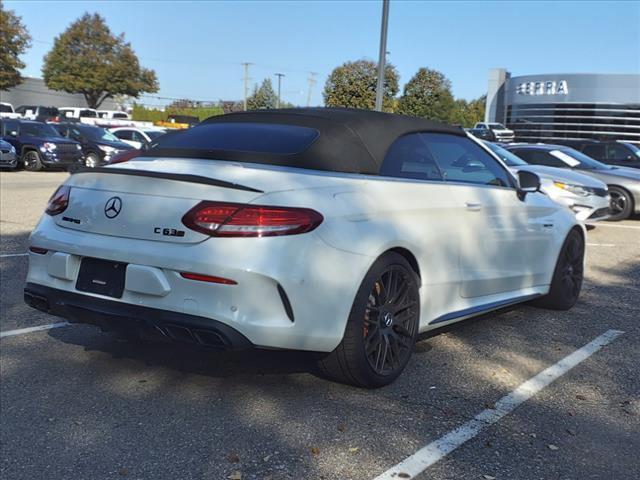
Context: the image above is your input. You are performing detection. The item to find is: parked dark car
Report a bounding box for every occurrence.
[504,143,640,221]
[555,139,640,169]
[0,138,18,169]
[0,119,83,171]
[51,122,134,167]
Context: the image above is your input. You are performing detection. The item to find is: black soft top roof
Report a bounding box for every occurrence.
[146,107,465,175]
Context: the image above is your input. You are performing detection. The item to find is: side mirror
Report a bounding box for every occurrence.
[517,170,541,200]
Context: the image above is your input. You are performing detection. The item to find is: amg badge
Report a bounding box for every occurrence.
[154,227,185,237]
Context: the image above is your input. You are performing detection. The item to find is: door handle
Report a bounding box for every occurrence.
[465,202,483,211]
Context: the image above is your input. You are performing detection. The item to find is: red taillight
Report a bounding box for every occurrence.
[107,149,142,165]
[182,201,323,237]
[45,185,70,216]
[180,272,237,285]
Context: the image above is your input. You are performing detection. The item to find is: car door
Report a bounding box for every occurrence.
[423,133,555,298]
[374,133,461,325]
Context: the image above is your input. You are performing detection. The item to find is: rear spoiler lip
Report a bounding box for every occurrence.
[67,166,264,193]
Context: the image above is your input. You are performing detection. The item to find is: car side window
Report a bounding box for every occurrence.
[421,133,513,188]
[582,144,606,160]
[114,130,133,141]
[131,131,147,143]
[4,120,19,136]
[380,133,443,181]
[607,144,631,161]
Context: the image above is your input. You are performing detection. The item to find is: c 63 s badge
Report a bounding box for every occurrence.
[154,227,185,237]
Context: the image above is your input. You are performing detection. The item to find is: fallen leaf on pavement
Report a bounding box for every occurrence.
[575,394,587,401]
[348,447,359,453]
[548,444,559,450]
[338,424,347,432]
[310,447,320,456]
[397,474,411,479]
[228,471,242,480]
[483,475,496,480]
[227,452,240,463]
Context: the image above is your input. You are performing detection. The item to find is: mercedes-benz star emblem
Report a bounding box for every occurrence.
[104,196,122,219]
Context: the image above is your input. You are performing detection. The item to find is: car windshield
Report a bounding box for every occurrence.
[489,123,506,129]
[622,142,640,155]
[22,123,62,138]
[555,148,613,170]
[77,126,120,142]
[483,141,527,166]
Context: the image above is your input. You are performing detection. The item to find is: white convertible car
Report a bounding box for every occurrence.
[25,109,585,388]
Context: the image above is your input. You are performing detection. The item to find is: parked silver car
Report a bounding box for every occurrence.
[484,142,611,222]
[0,138,18,169]
[505,144,640,221]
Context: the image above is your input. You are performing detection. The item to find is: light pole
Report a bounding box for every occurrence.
[375,0,390,112]
[275,73,285,108]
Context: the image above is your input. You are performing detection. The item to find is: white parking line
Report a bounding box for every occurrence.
[586,243,617,247]
[373,329,624,480]
[0,253,28,258]
[0,322,70,338]
[593,223,640,230]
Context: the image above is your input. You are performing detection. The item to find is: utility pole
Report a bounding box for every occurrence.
[306,72,317,107]
[375,0,390,112]
[275,73,285,108]
[242,62,252,111]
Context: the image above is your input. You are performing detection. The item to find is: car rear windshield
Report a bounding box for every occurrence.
[149,122,320,156]
[0,104,12,113]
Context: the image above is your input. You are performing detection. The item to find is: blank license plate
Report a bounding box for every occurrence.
[76,258,127,298]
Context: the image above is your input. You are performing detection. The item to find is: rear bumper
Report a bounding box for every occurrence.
[24,283,253,350]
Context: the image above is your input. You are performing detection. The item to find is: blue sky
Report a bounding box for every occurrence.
[6,0,640,107]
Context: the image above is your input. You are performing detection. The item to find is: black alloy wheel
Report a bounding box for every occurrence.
[532,229,584,311]
[317,252,420,388]
[607,186,633,221]
[23,150,43,171]
[363,266,419,376]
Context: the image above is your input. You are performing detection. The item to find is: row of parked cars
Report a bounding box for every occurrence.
[0,118,167,170]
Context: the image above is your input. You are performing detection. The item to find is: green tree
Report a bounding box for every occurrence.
[0,0,31,90]
[397,67,455,123]
[247,78,278,110]
[323,59,399,112]
[42,13,158,108]
[449,95,486,128]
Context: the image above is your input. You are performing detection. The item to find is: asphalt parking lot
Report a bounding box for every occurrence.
[1,170,638,480]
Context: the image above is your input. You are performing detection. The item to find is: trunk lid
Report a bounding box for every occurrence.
[54,157,347,243]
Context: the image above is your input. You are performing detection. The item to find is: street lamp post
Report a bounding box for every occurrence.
[275,73,285,108]
[375,0,390,112]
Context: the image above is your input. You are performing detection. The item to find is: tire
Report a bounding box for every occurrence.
[532,229,584,311]
[317,252,420,388]
[607,186,633,221]
[84,153,101,168]
[23,150,43,171]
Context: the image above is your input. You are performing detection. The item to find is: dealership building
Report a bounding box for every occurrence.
[485,69,640,145]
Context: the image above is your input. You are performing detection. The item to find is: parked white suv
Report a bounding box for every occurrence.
[474,122,515,143]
